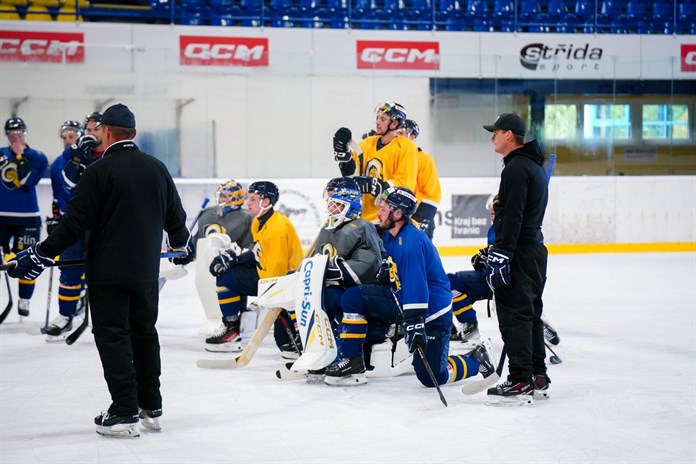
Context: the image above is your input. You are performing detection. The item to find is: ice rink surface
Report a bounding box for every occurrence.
[1,252,694,464]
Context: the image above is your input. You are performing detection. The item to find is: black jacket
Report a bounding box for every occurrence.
[41,140,189,285]
[493,139,548,252]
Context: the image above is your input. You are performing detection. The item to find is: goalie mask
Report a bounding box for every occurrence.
[215,179,246,217]
[324,177,362,230]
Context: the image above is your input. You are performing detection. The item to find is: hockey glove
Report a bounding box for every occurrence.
[471,247,489,271]
[333,127,352,162]
[402,310,427,354]
[484,247,513,291]
[353,176,384,198]
[375,257,396,287]
[7,244,54,280]
[15,156,32,187]
[325,256,345,284]
[169,240,195,266]
[209,249,238,277]
[46,215,62,235]
[75,135,97,161]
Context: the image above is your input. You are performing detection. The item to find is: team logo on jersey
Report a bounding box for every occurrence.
[319,243,337,257]
[681,45,696,72]
[356,40,440,70]
[179,35,269,67]
[0,31,85,63]
[0,157,20,190]
[364,159,383,182]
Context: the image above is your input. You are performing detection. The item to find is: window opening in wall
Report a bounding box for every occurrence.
[544,104,578,141]
[642,104,690,140]
[583,104,631,140]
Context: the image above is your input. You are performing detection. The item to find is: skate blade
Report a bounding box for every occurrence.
[205,342,243,353]
[306,373,326,384]
[96,423,140,438]
[324,373,367,386]
[485,394,534,407]
[140,417,162,431]
[533,390,550,400]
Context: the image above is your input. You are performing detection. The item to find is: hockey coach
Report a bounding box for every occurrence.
[8,103,193,438]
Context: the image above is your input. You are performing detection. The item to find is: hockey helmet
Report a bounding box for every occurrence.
[375,101,408,129]
[379,186,418,219]
[324,177,362,229]
[60,120,84,137]
[247,181,279,206]
[4,117,26,134]
[84,111,103,126]
[216,179,246,211]
[402,119,420,138]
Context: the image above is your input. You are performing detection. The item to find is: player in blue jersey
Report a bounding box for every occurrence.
[44,112,105,338]
[324,186,495,387]
[0,117,48,317]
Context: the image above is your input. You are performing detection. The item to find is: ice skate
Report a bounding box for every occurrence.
[138,408,162,431]
[533,373,551,400]
[94,411,140,438]
[280,334,302,360]
[45,314,73,342]
[324,356,367,386]
[205,318,242,352]
[460,339,499,395]
[17,298,30,318]
[485,380,534,407]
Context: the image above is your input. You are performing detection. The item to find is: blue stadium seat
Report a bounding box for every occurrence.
[573,0,595,32]
[491,0,515,32]
[597,0,623,33]
[547,0,571,32]
[352,0,382,29]
[679,1,696,34]
[464,0,489,31]
[406,0,432,30]
[517,0,548,32]
[327,0,348,28]
[652,0,674,33]
[239,0,262,27]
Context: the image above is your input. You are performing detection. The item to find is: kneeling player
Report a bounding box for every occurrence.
[324,187,495,387]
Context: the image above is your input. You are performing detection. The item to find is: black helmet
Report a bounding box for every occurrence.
[84,111,103,126]
[4,117,26,134]
[402,119,420,138]
[380,186,418,219]
[60,120,83,137]
[247,181,279,206]
[375,101,408,129]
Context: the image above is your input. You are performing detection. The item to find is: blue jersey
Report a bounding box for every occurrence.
[50,148,72,213]
[0,146,48,226]
[383,222,451,323]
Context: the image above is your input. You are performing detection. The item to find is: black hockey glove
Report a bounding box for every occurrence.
[7,243,53,280]
[325,256,345,284]
[333,127,352,162]
[484,247,513,290]
[353,176,384,198]
[471,247,488,271]
[209,249,238,276]
[75,135,97,162]
[402,309,427,354]
[46,200,62,235]
[169,240,195,266]
[375,257,398,290]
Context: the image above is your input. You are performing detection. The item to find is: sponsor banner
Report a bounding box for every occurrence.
[681,44,696,72]
[450,195,491,239]
[0,30,84,63]
[356,40,440,70]
[179,35,269,67]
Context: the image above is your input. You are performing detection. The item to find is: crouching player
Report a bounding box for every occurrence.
[324,186,495,388]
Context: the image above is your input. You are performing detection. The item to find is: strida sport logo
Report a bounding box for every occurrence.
[180,35,269,67]
[357,40,439,70]
[520,43,603,71]
[0,31,85,63]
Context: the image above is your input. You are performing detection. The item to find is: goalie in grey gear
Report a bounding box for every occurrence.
[194,179,253,249]
[288,177,384,365]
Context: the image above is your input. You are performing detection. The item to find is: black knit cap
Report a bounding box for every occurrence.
[101,103,136,129]
[483,113,526,137]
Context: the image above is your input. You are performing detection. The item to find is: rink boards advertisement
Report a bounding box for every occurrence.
[0,22,694,80]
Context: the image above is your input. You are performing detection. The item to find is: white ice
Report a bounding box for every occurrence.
[1,253,695,464]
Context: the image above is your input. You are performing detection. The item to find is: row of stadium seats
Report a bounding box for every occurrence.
[1,0,694,34]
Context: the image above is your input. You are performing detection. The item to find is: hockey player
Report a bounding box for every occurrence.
[194,179,252,247]
[482,113,549,404]
[206,181,303,352]
[44,113,105,338]
[332,101,419,225]
[0,117,48,317]
[396,118,441,240]
[59,120,83,148]
[323,186,495,388]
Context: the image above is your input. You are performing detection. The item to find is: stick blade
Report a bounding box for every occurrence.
[196,358,239,369]
[461,372,500,395]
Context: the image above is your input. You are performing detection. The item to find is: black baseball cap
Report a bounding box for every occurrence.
[101,103,136,129]
[483,113,526,137]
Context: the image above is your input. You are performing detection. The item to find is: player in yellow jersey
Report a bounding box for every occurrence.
[206,181,303,352]
[396,119,442,240]
[332,101,419,225]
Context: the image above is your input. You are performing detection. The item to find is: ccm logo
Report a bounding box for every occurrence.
[357,40,439,70]
[180,35,268,67]
[681,45,696,72]
[0,31,84,63]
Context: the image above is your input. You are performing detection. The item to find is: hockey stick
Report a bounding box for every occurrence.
[461,345,506,395]
[279,311,302,356]
[388,289,448,408]
[545,342,562,365]
[65,289,88,345]
[0,270,12,324]
[0,251,186,272]
[348,139,364,177]
[39,267,54,334]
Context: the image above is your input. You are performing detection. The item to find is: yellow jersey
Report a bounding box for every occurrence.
[251,210,303,279]
[415,148,442,208]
